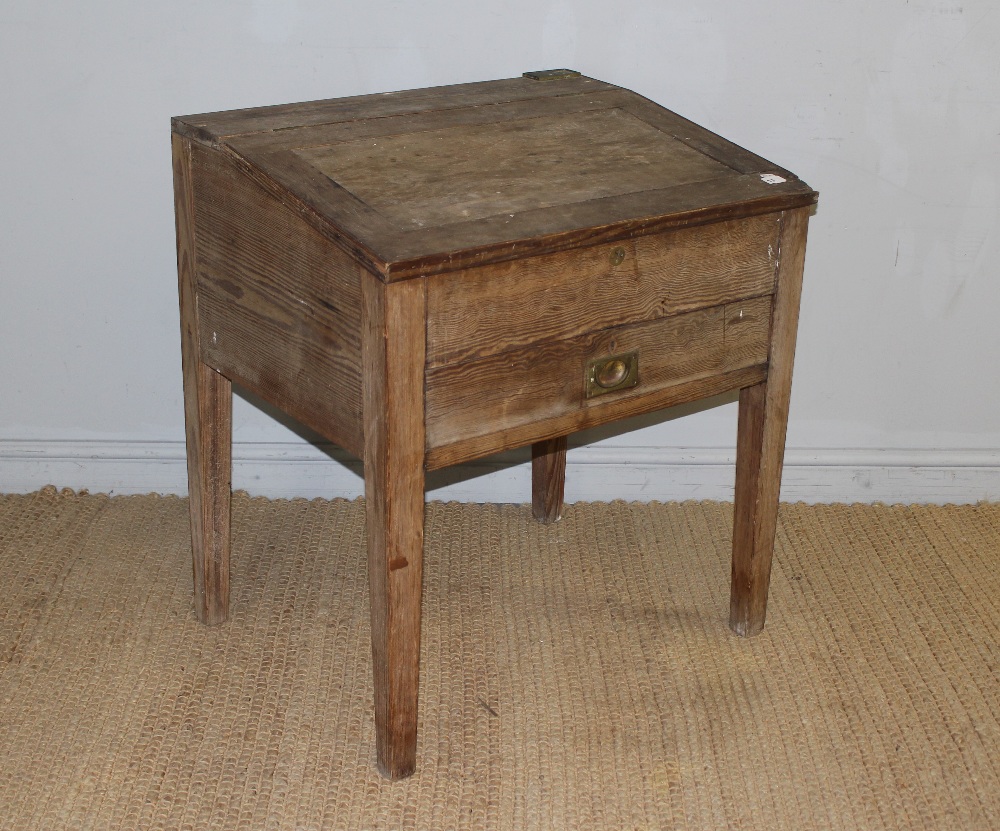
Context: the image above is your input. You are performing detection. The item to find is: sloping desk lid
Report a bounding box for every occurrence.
[174,72,817,281]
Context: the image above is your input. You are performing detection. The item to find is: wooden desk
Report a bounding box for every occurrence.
[172,70,817,779]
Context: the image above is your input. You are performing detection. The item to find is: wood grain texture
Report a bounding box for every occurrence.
[426,297,772,460]
[177,79,816,280]
[190,143,365,458]
[228,87,631,157]
[216,88,650,277]
[532,437,567,523]
[374,175,812,282]
[296,108,726,230]
[426,215,780,367]
[426,365,768,471]
[173,134,233,626]
[362,273,427,780]
[214,86,639,253]
[173,74,617,143]
[172,77,817,780]
[730,208,811,637]
[619,94,798,179]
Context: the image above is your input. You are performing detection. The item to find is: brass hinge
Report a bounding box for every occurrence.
[523,69,582,82]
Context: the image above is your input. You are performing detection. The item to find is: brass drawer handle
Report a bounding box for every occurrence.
[609,246,626,267]
[586,351,639,398]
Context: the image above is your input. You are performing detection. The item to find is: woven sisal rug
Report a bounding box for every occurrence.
[0,488,997,830]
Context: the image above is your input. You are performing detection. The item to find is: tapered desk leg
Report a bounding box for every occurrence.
[532,436,567,523]
[730,207,810,637]
[181,362,232,625]
[174,133,233,626]
[362,274,426,779]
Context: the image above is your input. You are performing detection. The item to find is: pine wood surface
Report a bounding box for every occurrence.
[172,72,817,778]
[296,108,725,229]
[426,214,780,367]
[532,437,568,524]
[425,297,772,462]
[173,135,233,627]
[172,75,619,143]
[730,208,811,636]
[423,366,770,473]
[190,143,365,458]
[174,75,816,279]
[361,275,427,779]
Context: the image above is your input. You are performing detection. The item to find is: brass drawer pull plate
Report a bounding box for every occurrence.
[586,351,639,398]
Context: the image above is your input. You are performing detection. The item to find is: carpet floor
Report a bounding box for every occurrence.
[0,488,997,830]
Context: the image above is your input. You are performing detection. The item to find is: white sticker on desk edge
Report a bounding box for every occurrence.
[760,173,787,184]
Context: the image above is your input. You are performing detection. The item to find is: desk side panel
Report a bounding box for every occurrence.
[189,142,364,457]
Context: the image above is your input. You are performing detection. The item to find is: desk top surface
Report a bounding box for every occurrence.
[174,72,817,279]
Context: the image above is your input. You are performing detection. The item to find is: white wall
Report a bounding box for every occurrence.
[2,0,998,502]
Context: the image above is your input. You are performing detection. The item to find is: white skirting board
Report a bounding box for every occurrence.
[2,440,999,504]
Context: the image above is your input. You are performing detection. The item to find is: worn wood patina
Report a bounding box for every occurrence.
[173,71,817,779]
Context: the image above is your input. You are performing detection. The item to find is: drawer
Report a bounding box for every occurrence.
[426,213,781,368]
[425,295,772,468]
